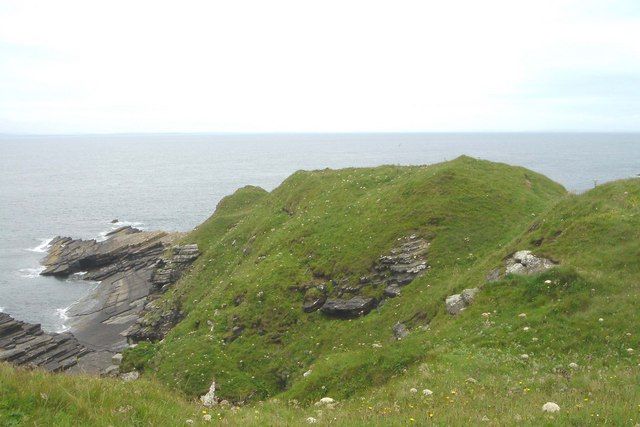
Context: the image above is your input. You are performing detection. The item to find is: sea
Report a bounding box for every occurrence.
[1,133,638,332]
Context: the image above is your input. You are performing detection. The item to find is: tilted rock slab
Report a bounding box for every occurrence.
[0,313,89,372]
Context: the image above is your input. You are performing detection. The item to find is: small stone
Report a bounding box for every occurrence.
[372,342,383,348]
[410,388,418,393]
[120,371,139,381]
[568,362,578,369]
[112,353,123,365]
[598,318,604,322]
[315,397,335,406]
[203,414,212,422]
[303,370,312,377]
[542,402,560,413]
[306,417,318,424]
[544,280,552,284]
[523,327,530,331]
[422,388,433,396]
[518,313,527,318]
[520,354,529,360]
[627,348,634,353]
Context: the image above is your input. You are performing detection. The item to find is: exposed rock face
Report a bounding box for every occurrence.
[151,244,200,292]
[308,235,429,318]
[27,226,200,373]
[0,313,89,372]
[505,250,555,275]
[445,288,479,315]
[320,297,376,318]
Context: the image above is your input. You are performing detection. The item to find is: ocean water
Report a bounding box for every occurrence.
[1,133,638,331]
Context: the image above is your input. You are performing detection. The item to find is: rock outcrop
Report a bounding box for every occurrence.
[320,296,377,318]
[0,313,89,372]
[123,245,200,343]
[31,226,199,373]
[505,250,555,275]
[445,287,479,315]
[308,235,429,318]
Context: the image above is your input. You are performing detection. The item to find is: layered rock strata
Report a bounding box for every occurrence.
[0,313,89,372]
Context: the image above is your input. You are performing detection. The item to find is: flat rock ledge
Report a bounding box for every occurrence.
[0,313,89,372]
[27,226,200,374]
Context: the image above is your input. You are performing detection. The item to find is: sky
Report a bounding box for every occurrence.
[0,0,639,134]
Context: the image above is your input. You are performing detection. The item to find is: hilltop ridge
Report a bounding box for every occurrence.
[3,156,640,426]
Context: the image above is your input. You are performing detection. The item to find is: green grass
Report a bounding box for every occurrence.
[3,156,640,426]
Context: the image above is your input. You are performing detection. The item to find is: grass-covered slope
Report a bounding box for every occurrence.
[4,158,640,426]
[133,156,566,402]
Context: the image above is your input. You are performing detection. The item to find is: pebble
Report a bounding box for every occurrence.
[410,388,418,393]
[303,370,312,377]
[521,354,529,360]
[518,313,527,318]
[306,417,318,424]
[422,389,433,396]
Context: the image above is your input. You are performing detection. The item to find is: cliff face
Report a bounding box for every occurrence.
[0,226,200,374]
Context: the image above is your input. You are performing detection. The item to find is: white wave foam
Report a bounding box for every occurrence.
[96,220,145,241]
[17,266,45,279]
[0,307,4,313]
[27,237,54,253]
[55,307,70,332]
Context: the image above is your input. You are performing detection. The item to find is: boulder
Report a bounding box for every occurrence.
[445,294,466,315]
[505,250,555,275]
[200,381,217,407]
[461,288,479,305]
[446,288,480,315]
[320,297,376,318]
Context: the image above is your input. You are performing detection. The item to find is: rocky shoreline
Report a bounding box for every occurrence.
[0,226,199,375]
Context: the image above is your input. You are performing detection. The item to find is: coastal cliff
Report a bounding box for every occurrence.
[0,226,199,374]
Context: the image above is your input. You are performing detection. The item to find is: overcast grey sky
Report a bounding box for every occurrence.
[0,0,639,133]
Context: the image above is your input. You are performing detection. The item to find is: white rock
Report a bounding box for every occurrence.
[523,327,530,331]
[315,397,335,406]
[203,414,212,422]
[506,250,555,275]
[598,318,604,322]
[306,417,318,424]
[544,280,552,284]
[422,389,433,396]
[303,370,313,377]
[518,313,527,318]
[200,381,217,407]
[542,402,560,413]
[568,362,578,369]
[409,388,417,393]
[520,354,529,360]
[111,353,123,365]
[627,348,634,353]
